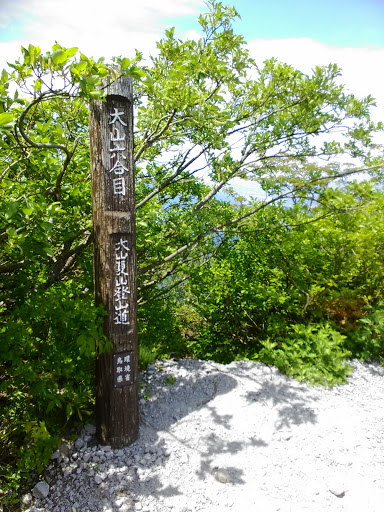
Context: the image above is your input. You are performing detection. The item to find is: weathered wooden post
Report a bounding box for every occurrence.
[89,75,138,447]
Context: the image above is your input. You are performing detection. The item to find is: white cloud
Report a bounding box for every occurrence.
[227,177,265,201]
[0,0,205,67]
[248,38,384,126]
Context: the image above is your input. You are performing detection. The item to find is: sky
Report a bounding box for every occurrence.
[1,0,383,197]
[1,0,383,119]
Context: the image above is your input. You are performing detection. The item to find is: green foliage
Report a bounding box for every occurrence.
[258,323,352,386]
[164,375,176,386]
[138,296,186,363]
[345,304,384,362]
[0,286,108,501]
[0,1,383,507]
[183,181,384,356]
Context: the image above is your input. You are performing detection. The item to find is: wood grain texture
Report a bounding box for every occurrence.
[89,76,138,447]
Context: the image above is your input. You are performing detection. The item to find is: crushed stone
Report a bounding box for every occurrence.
[25,359,384,512]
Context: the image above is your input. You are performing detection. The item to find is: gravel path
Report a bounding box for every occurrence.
[25,359,384,512]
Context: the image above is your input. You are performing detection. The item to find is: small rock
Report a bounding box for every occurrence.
[178,452,189,463]
[22,493,32,505]
[329,486,346,498]
[83,452,92,463]
[215,468,231,483]
[74,438,84,450]
[59,442,70,458]
[51,449,60,460]
[32,480,50,499]
[84,423,96,435]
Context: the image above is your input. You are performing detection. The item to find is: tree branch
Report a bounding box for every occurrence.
[41,232,93,289]
[0,152,32,183]
[193,152,250,211]
[17,91,71,157]
[54,136,81,200]
[134,110,177,162]
[138,234,205,275]
[136,145,206,209]
[213,210,338,234]
[0,261,25,274]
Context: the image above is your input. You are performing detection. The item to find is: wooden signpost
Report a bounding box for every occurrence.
[89,75,138,447]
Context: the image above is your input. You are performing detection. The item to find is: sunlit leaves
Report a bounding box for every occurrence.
[0,112,15,130]
[1,1,384,504]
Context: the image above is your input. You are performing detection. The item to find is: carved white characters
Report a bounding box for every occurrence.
[108,107,128,195]
[114,237,130,325]
[113,352,132,387]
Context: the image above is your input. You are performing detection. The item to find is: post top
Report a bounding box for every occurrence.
[105,76,133,101]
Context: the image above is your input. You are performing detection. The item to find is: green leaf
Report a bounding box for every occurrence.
[6,226,17,237]
[72,60,87,74]
[46,400,57,413]
[65,47,78,58]
[5,201,18,219]
[85,75,101,87]
[0,111,14,129]
[52,49,67,65]
[66,403,73,421]
[43,246,54,257]
[34,78,42,92]
[22,207,34,216]
[128,66,146,78]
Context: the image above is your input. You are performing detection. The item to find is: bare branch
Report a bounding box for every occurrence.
[138,234,204,275]
[193,151,252,211]
[138,256,211,306]
[134,110,177,162]
[215,164,383,231]
[136,145,207,209]
[213,211,338,234]
[17,91,71,157]
[54,136,81,200]
[0,152,32,183]
[42,232,93,289]
[0,261,25,274]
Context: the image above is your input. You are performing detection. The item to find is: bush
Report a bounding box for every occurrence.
[258,323,352,386]
[0,285,108,504]
[345,304,384,362]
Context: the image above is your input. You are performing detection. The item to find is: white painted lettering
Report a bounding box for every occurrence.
[109,108,127,126]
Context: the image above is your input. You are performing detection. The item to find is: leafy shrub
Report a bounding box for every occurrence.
[0,285,108,504]
[138,296,187,364]
[258,323,352,386]
[345,304,384,362]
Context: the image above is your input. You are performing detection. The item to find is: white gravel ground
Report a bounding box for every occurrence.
[27,359,384,512]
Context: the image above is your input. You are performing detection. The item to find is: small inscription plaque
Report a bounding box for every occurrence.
[113,351,133,388]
